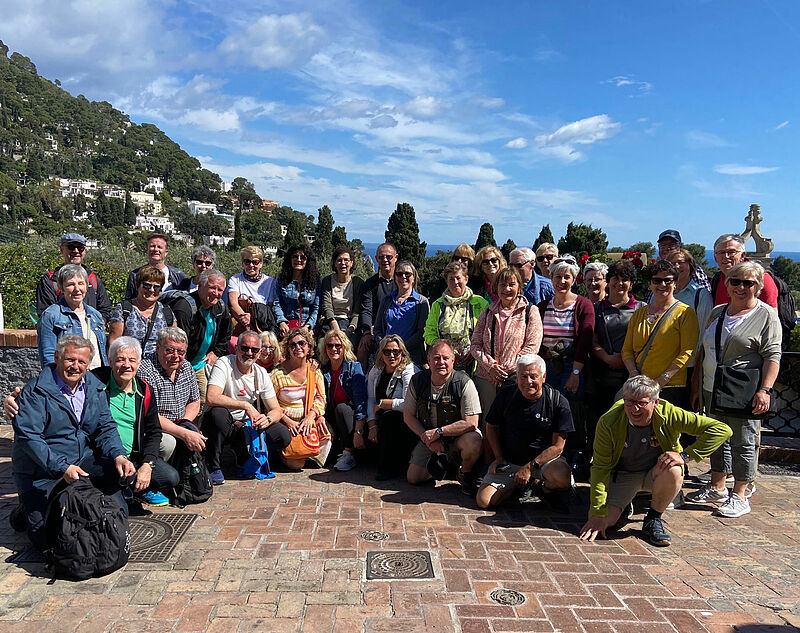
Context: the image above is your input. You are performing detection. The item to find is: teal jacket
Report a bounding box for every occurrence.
[589,399,732,517]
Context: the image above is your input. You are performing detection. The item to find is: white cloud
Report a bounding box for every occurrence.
[369,114,399,129]
[714,164,779,176]
[218,13,327,70]
[686,130,733,148]
[534,114,621,162]
[475,96,505,109]
[505,137,528,149]
[402,96,447,119]
[603,75,652,94]
[775,120,789,130]
[178,109,240,132]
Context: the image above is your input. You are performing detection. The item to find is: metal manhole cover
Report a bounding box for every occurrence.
[366,551,434,580]
[128,513,198,563]
[758,462,800,477]
[359,530,389,542]
[489,589,526,605]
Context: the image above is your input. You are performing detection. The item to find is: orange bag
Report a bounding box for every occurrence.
[282,362,330,461]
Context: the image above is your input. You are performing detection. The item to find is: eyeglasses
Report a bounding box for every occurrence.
[650,277,674,286]
[65,244,86,252]
[335,257,352,265]
[482,258,500,267]
[452,256,471,264]
[243,258,261,266]
[289,340,308,349]
[715,249,742,258]
[141,282,162,293]
[382,348,401,357]
[163,347,187,356]
[238,345,260,354]
[728,278,757,288]
[536,254,556,262]
[261,345,276,352]
[395,271,413,279]
[376,254,395,261]
[194,259,213,267]
[623,398,652,409]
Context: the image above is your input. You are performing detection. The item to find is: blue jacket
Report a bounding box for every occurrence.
[11,365,125,494]
[321,359,368,420]
[37,298,107,367]
[523,272,555,305]
[273,280,321,329]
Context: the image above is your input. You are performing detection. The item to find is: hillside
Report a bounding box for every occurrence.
[0,41,221,201]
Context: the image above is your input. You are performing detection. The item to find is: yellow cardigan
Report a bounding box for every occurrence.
[621,302,699,387]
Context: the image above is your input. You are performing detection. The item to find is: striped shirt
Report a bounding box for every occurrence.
[269,364,326,421]
[541,300,576,349]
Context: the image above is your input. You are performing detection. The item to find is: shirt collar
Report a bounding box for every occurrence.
[52,368,86,395]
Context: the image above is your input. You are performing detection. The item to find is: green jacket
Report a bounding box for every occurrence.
[423,294,488,345]
[589,399,732,517]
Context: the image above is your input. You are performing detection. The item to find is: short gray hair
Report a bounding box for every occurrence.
[714,234,746,253]
[157,326,188,346]
[109,336,142,363]
[726,261,765,293]
[583,261,608,277]
[510,247,535,263]
[535,242,558,257]
[237,330,261,347]
[57,264,88,291]
[550,255,580,279]
[516,353,546,374]
[622,375,660,401]
[192,245,216,263]
[199,268,226,287]
[56,334,94,361]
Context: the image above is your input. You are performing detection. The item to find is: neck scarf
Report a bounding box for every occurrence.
[243,270,263,283]
[439,287,474,346]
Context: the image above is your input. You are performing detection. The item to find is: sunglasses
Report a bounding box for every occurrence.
[452,256,471,264]
[650,277,674,286]
[536,254,556,262]
[239,345,260,354]
[376,254,395,261]
[482,257,500,266]
[510,262,529,269]
[243,258,261,265]
[195,259,213,267]
[65,244,86,252]
[395,271,413,279]
[382,348,401,357]
[728,278,757,288]
[141,282,162,292]
[289,340,308,349]
[292,254,307,261]
[326,342,343,350]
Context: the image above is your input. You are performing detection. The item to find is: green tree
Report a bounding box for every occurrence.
[500,238,516,261]
[232,207,243,250]
[558,222,608,256]
[314,205,334,257]
[25,153,42,182]
[385,202,426,266]
[772,255,800,292]
[230,177,260,209]
[683,243,708,268]
[283,215,306,249]
[533,224,555,251]
[629,241,655,258]
[473,222,496,251]
[123,190,136,225]
[331,225,348,250]
[93,191,110,227]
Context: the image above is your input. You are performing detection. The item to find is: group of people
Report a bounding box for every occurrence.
[8,226,783,553]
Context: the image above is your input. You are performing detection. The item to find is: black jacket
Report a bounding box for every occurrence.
[36,264,112,320]
[358,273,395,332]
[125,265,187,301]
[171,290,233,362]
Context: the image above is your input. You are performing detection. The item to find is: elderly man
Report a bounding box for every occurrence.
[357,242,398,370]
[580,375,731,547]
[36,232,112,320]
[125,233,187,300]
[10,335,135,549]
[656,229,711,292]
[534,242,558,279]
[202,331,286,485]
[403,339,483,493]
[477,354,573,509]
[137,327,203,461]
[710,233,778,308]
[509,247,555,305]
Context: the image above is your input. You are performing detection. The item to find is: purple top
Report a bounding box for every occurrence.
[53,369,87,422]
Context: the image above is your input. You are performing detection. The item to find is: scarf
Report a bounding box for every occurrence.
[243,270,264,283]
[439,287,474,347]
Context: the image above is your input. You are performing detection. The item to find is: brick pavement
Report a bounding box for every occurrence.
[0,424,798,633]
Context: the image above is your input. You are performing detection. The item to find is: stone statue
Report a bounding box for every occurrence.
[740,203,774,267]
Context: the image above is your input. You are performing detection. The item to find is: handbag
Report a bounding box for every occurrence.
[239,419,275,480]
[709,307,776,419]
[282,362,331,461]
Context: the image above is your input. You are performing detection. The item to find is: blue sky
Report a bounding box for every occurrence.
[4,1,800,250]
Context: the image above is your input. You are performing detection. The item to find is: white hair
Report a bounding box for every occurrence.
[109,336,142,362]
[516,353,546,374]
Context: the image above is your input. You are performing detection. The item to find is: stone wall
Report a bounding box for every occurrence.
[0,330,39,424]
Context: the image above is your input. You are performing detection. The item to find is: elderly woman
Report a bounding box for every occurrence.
[228,245,276,331]
[274,243,321,337]
[687,262,781,518]
[473,246,507,302]
[256,330,282,371]
[622,260,699,409]
[583,262,608,303]
[471,268,543,416]
[424,262,489,372]
[270,328,328,470]
[319,245,364,345]
[366,335,418,480]
[374,261,430,367]
[433,244,486,297]
[108,265,176,357]
[535,242,559,279]
[667,248,713,347]
[318,329,367,472]
[177,245,216,292]
[37,263,107,369]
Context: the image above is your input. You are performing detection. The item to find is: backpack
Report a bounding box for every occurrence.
[712,270,796,349]
[169,441,213,508]
[43,477,130,580]
[159,290,198,334]
[48,269,98,297]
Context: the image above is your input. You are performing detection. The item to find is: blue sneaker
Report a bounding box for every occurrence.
[209,469,225,486]
[139,490,169,506]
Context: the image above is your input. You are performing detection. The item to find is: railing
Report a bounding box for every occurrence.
[765,352,800,437]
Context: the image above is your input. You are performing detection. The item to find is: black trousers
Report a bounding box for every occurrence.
[377,410,418,477]
[329,402,355,450]
[202,406,291,471]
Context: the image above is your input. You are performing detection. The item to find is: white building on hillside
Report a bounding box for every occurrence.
[188,200,217,215]
[146,177,164,194]
[135,214,174,233]
[130,191,162,213]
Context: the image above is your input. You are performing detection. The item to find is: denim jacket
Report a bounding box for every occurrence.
[37,298,107,367]
[273,280,321,329]
[321,359,367,420]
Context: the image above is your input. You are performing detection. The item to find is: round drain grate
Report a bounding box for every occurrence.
[489,589,526,606]
[366,551,434,579]
[130,516,174,550]
[359,530,389,542]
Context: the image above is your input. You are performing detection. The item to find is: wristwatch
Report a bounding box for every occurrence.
[143,459,155,468]
[356,428,366,436]
[436,427,444,437]
[759,387,773,394]
[572,368,580,376]
[680,451,691,464]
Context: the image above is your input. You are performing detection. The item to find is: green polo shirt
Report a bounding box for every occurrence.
[108,377,138,455]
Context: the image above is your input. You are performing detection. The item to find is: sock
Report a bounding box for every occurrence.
[645,508,662,522]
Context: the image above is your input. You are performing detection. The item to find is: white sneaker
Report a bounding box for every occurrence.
[715,493,750,518]
[745,481,756,499]
[334,451,356,472]
[698,470,734,484]
[686,484,729,503]
[666,490,685,510]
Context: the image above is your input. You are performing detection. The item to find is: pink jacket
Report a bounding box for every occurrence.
[470,296,543,381]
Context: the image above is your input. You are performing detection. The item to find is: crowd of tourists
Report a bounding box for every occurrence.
[6,227,785,561]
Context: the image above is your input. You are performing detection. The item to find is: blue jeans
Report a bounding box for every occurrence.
[546,360,587,456]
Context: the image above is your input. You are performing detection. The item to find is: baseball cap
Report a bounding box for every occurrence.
[61,233,87,245]
[657,229,682,243]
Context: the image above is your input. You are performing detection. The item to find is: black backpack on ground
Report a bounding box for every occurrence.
[169,442,213,508]
[43,477,130,580]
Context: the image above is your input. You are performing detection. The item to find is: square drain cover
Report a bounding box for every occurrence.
[366,550,434,580]
[129,513,198,563]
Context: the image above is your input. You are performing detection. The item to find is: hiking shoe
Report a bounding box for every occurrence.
[745,481,756,499]
[697,470,734,484]
[209,469,225,486]
[459,471,479,496]
[138,490,169,506]
[715,493,751,518]
[642,516,671,547]
[686,484,729,504]
[334,451,357,472]
[666,490,686,510]
[9,502,27,532]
